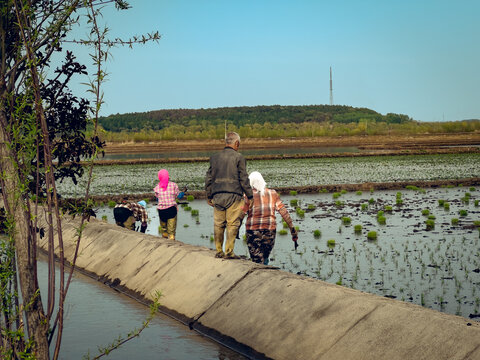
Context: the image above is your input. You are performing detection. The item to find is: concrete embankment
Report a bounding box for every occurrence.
[40,217,480,360]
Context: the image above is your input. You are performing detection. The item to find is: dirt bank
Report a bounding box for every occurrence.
[90,146,480,166]
[104,133,480,154]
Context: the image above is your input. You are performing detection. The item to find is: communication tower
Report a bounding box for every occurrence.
[329,66,333,106]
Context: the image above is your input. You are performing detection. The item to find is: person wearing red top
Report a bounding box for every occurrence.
[240,171,298,265]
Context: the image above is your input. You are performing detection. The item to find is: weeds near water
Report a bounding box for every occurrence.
[313,229,322,238]
[367,231,377,240]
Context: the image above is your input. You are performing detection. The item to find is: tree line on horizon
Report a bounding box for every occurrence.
[98,105,413,132]
[96,105,479,142]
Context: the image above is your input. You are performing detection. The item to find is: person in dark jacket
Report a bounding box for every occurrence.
[205,132,253,259]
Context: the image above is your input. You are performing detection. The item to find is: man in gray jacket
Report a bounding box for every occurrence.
[205,132,253,259]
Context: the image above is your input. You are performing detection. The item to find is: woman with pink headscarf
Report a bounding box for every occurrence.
[154,169,185,240]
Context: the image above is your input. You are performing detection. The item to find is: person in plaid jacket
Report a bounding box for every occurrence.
[113,200,148,233]
[240,171,298,265]
[154,169,185,240]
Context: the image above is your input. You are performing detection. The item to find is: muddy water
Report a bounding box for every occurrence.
[97,185,480,320]
[100,146,360,161]
[37,259,245,359]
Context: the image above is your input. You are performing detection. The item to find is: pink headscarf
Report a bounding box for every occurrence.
[157,169,169,191]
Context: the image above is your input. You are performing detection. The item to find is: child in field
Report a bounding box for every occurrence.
[154,169,185,240]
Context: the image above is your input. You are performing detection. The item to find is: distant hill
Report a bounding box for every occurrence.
[99,105,413,132]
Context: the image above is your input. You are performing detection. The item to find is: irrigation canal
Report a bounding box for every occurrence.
[37,257,245,359]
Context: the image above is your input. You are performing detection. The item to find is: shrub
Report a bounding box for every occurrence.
[425,219,435,230]
[459,209,468,217]
[282,221,288,229]
[377,216,386,225]
[427,214,436,220]
[438,199,445,206]
[320,188,328,193]
[313,229,321,238]
[396,198,403,205]
[367,231,377,240]
[396,192,402,199]
[290,190,298,196]
[354,224,362,234]
[307,204,316,210]
[421,209,430,216]
[108,200,117,208]
[183,224,189,228]
[184,206,192,211]
[368,198,375,204]
[342,217,351,225]
[335,200,344,208]
[356,191,362,195]
[279,229,288,235]
[451,218,459,225]
[340,189,347,195]
[296,208,305,217]
[101,215,108,222]
[191,209,199,216]
[361,203,368,211]
[406,185,419,191]
[475,200,479,207]
[332,192,341,199]
[443,202,450,210]
[186,195,195,201]
[384,205,393,212]
[377,210,384,217]
[327,239,336,247]
[290,199,298,207]
[469,187,476,191]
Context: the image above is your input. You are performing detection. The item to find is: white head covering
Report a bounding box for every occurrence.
[249,171,266,196]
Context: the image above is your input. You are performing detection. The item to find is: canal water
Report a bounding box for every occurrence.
[37,258,246,359]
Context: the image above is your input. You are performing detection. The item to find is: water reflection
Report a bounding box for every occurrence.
[37,258,245,359]
[101,146,359,161]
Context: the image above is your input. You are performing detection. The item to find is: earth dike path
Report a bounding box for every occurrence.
[39,213,480,360]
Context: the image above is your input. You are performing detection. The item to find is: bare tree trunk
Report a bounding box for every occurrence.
[0,115,50,359]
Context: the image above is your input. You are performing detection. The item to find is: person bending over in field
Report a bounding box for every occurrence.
[113,199,148,233]
[239,171,298,265]
[154,169,185,240]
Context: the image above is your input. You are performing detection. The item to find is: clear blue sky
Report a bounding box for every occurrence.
[65,0,479,122]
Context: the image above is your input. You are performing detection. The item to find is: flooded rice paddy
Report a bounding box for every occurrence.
[96,185,480,321]
[58,153,480,197]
